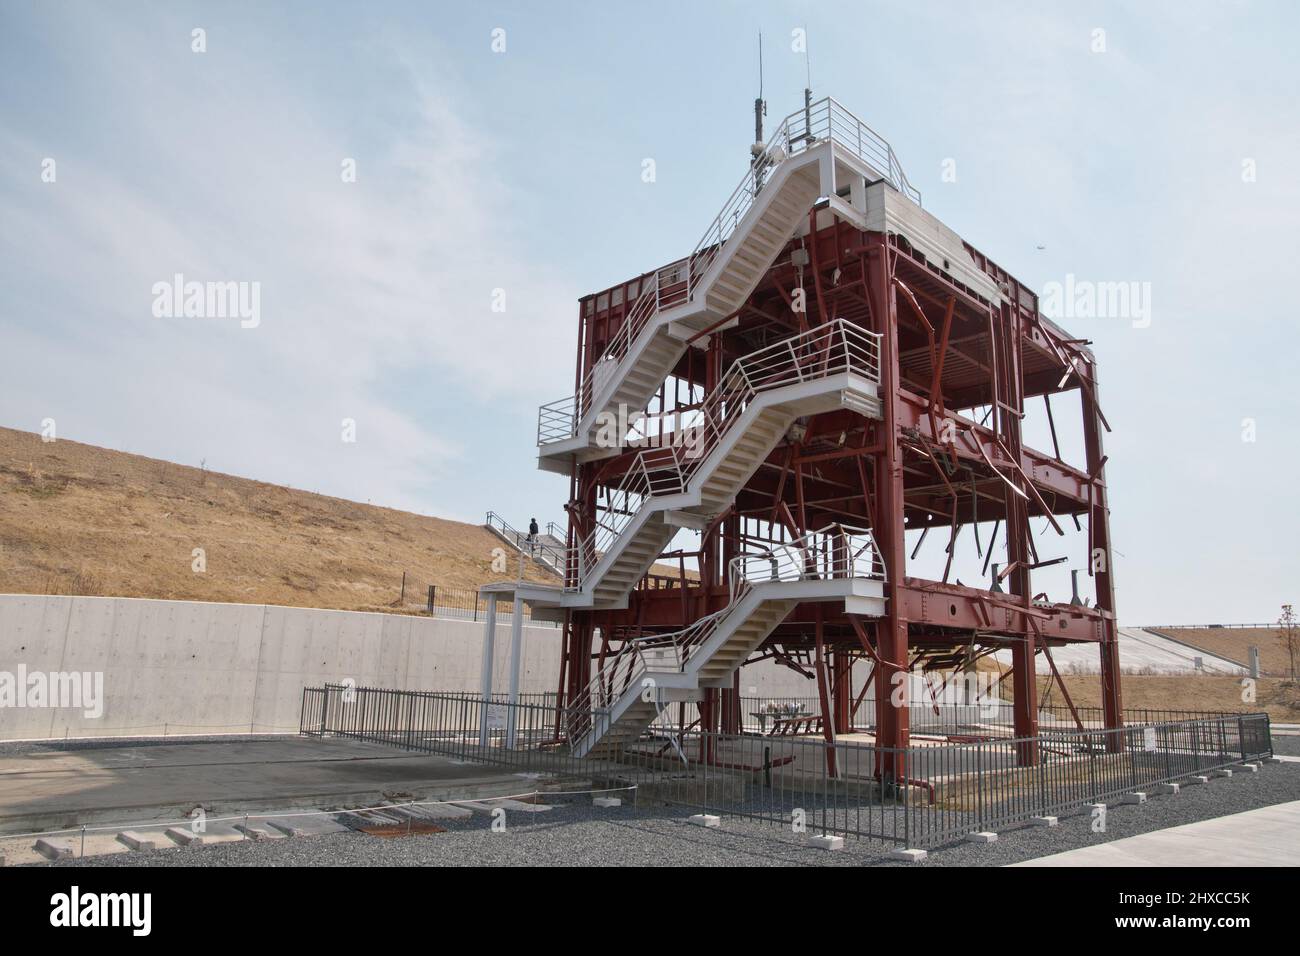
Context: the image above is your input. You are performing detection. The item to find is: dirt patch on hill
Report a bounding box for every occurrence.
[0,427,555,613]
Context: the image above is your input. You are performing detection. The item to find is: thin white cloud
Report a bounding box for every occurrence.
[0,12,577,512]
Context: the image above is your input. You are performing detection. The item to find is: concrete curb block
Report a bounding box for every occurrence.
[234,824,277,841]
[1120,792,1147,805]
[116,831,157,851]
[165,827,205,846]
[1029,816,1058,827]
[592,797,622,808]
[888,847,927,862]
[1153,783,1180,795]
[33,838,74,860]
[809,834,844,851]
[689,814,721,828]
[965,832,998,844]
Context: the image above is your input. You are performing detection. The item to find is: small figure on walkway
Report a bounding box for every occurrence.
[527,517,539,549]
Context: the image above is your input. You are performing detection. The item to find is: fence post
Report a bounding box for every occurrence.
[902,748,910,847]
[427,585,435,615]
[319,686,329,736]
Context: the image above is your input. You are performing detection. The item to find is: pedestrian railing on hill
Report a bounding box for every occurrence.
[1142,623,1276,630]
[390,581,562,628]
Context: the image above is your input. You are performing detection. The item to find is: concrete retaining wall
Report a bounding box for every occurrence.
[0,594,570,740]
[0,594,821,741]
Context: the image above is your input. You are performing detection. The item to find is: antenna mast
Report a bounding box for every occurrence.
[803,25,813,141]
[751,33,768,192]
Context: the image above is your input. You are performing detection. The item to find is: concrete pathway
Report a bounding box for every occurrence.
[0,738,542,834]
[1013,800,1300,867]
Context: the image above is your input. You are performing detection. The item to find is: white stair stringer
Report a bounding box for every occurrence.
[573,576,886,758]
[538,154,826,471]
[568,370,882,611]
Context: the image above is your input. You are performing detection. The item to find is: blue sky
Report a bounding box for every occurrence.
[1,1,1295,624]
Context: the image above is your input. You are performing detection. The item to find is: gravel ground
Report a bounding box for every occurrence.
[1267,734,1300,757]
[35,761,1300,867]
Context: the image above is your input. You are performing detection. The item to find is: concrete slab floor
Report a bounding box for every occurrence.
[0,737,552,835]
[1012,799,1300,867]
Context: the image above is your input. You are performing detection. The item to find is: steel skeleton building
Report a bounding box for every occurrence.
[482,97,1120,772]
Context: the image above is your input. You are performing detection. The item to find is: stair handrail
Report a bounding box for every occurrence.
[563,522,884,748]
[485,510,566,574]
[562,320,880,593]
[687,115,797,300]
[538,114,800,448]
[538,97,917,448]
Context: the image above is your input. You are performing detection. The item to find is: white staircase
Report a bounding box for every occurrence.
[483,511,565,578]
[563,320,883,609]
[528,99,919,755]
[537,97,916,463]
[567,524,887,757]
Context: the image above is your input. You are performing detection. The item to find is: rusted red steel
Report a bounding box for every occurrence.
[555,171,1123,768]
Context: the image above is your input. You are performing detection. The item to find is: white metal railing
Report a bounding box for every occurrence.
[563,319,880,590]
[484,510,566,576]
[537,97,916,447]
[564,524,884,747]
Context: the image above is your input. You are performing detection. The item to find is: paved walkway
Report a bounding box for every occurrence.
[1013,799,1300,867]
[0,738,532,834]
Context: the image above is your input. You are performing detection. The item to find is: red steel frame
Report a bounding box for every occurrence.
[555,206,1122,767]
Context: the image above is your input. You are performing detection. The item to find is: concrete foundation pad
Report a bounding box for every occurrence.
[1153,783,1180,795]
[1211,769,1233,779]
[116,830,157,851]
[266,815,348,837]
[1184,775,1209,785]
[1237,763,1259,773]
[888,847,927,863]
[1029,816,1058,827]
[966,832,998,844]
[592,797,622,808]
[809,834,844,851]
[487,799,553,813]
[452,798,553,815]
[689,814,721,828]
[33,838,74,860]
[408,803,472,821]
[1120,792,1147,805]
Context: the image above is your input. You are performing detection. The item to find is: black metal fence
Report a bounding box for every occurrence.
[301,684,1272,849]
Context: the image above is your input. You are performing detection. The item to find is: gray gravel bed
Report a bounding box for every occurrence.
[34,762,1300,867]
[1267,734,1300,757]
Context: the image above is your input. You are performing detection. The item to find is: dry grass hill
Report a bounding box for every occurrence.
[0,426,555,614]
[1152,626,1296,677]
